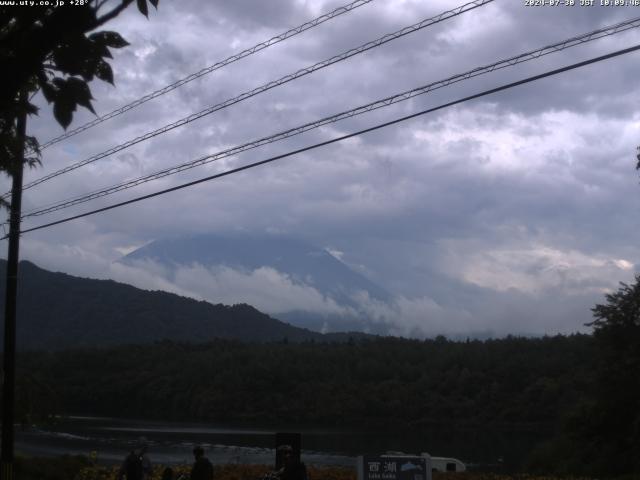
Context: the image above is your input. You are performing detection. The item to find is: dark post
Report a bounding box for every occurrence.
[1,92,27,480]
[275,432,301,469]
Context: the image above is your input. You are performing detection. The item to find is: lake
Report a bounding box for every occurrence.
[15,416,548,470]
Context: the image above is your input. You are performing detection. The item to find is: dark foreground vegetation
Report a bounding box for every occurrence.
[15,455,89,480]
[13,457,629,480]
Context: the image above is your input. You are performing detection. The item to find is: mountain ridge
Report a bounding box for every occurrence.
[0,260,371,350]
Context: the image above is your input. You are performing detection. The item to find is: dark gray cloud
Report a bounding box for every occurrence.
[4,0,640,337]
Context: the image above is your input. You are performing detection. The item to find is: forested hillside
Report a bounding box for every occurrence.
[15,335,594,428]
[0,260,355,349]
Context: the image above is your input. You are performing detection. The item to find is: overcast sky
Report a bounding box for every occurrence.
[4,0,640,337]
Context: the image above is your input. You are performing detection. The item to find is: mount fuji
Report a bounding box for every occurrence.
[121,233,393,334]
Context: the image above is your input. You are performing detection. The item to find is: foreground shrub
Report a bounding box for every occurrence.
[15,455,90,480]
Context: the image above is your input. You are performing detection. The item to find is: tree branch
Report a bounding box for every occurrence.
[94,0,135,29]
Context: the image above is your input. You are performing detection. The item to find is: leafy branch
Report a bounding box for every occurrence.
[0,0,160,187]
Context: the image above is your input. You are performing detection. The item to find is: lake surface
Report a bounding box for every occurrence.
[15,416,548,470]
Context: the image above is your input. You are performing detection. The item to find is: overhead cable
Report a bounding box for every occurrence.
[21,16,640,218]
[32,0,376,152]
[14,0,494,198]
[13,43,640,238]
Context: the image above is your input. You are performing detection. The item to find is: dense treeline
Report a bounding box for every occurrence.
[15,334,594,429]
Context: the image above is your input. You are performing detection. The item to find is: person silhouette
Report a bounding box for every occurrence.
[190,446,214,480]
[275,445,307,480]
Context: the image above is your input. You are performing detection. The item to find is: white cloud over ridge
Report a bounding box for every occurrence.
[171,263,351,316]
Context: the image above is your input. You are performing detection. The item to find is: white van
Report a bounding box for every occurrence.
[376,452,466,474]
[425,455,466,472]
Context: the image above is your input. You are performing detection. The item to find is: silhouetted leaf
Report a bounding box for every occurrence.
[53,100,73,129]
[64,77,95,114]
[52,43,85,77]
[89,38,112,59]
[149,0,159,8]
[25,102,38,115]
[95,59,114,85]
[39,79,57,103]
[136,0,148,18]
[88,31,129,48]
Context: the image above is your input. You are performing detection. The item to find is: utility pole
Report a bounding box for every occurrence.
[1,91,27,480]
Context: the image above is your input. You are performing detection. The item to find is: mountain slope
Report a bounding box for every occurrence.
[122,234,392,332]
[123,234,390,304]
[0,260,340,350]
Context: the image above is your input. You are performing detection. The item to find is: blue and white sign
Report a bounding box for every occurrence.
[357,455,432,480]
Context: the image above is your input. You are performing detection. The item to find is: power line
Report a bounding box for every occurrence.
[22,16,640,219]
[13,43,640,238]
[31,0,375,153]
[13,0,493,197]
